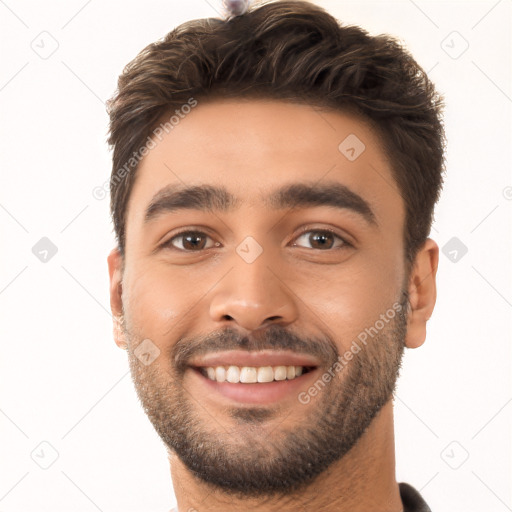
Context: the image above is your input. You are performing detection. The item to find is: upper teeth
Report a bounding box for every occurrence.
[203,365,304,383]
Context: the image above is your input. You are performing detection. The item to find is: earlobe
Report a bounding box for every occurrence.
[405,238,439,349]
[113,315,127,350]
[107,247,127,349]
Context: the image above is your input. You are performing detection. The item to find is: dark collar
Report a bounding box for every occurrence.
[399,482,432,512]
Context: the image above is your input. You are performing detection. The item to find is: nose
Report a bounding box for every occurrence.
[209,253,299,333]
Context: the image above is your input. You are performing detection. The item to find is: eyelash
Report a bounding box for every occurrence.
[161,226,353,252]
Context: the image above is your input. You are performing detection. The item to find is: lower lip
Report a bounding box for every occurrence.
[189,367,321,405]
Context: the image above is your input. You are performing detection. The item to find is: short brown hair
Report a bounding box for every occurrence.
[107,0,445,271]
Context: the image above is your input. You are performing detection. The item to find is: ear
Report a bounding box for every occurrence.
[405,238,439,349]
[107,247,127,350]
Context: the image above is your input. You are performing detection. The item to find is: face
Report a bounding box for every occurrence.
[109,99,416,498]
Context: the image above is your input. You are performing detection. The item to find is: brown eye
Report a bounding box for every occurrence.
[292,229,350,250]
[165,231,216,251]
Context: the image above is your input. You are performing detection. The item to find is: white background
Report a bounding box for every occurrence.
[0,0,511,511]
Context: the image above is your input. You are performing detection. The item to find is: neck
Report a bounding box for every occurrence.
[170,401,403,512]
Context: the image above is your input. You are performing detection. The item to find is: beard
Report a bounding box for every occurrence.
[123,290,409,499]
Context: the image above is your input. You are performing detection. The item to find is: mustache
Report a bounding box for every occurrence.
[172,324,339,372]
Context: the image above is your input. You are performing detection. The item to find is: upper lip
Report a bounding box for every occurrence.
[188,350,321,368]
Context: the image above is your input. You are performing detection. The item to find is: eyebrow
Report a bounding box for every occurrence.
[144,181,378,227]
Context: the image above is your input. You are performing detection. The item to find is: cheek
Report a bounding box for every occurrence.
[293,254,401,351]
[125,266,188,339]
[124,259,220,345]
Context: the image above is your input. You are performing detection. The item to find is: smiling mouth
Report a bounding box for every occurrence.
[195,365,316,383]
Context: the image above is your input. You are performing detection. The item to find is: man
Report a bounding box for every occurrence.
[106,1,444,510]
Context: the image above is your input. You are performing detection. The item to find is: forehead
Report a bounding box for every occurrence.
[127,99,403,230]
